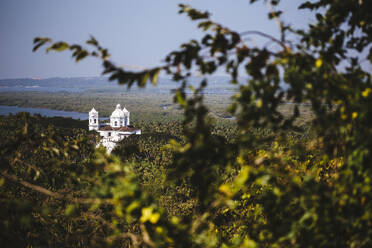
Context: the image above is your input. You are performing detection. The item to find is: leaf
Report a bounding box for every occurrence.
[198,21,213,31]
[268,11,282,19]
[298,1,315,10]
[362,88,371,98]
[65,205,76,216]
[140,72,149,87]
[100,49,110,59]
[140,206,160,224]
[75,50,88,62]
[175,91,186,107]
[33,37,42,43]
[86,35,98,46]
[47,42,69,53]
[150,68,161,86]
[69,44,82,51]
[256,99,263,108]
[315,58,323,68]
[178,4,210,20]
[32,37,51,52]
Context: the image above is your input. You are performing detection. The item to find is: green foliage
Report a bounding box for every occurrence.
[2,0,372,247]
[0,113,103,247]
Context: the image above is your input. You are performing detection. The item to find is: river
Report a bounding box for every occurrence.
[0,105,90,120]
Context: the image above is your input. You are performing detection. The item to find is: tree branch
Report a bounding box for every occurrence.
[240,30,287,50]
[140,223,155,247]
[88,213,142,247]
[1,171,112,204]
[267,0,285,43]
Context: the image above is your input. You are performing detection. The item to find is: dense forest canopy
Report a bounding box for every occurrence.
[2,0,372,247]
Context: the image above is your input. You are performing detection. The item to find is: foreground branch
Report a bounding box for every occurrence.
[240,30,288,50]
[1,171,111,204]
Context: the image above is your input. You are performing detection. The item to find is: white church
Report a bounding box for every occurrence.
[89,104,141,152]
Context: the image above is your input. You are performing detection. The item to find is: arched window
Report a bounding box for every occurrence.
[94,119,97,124]
[115,121,117,126]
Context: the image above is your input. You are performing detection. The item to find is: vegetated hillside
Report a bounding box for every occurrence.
[3,0,372,246]
[0,112,315,247]
[0,90,314,125]
[0,76,239,94]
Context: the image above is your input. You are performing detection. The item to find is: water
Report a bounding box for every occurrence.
[0,105,89,120]
[0,85,84,93]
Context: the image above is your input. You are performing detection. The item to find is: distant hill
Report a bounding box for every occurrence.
[0,76,242,95]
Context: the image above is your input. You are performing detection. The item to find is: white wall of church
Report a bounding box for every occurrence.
[89,104,140,153]
[89,111,99,131]
[110,117,122,128]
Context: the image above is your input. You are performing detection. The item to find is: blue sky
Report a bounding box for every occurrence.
[0,0,313,79]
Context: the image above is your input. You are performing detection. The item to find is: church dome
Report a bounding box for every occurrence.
[111,104,125,118]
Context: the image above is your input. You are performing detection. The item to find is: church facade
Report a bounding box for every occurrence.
[89,104,141,152]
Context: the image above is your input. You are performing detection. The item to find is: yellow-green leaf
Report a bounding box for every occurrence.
[315,58,323,68]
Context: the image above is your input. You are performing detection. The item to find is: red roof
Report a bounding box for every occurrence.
[98,125,139,132]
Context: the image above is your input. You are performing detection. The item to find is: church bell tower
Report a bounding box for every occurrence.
[89,107,99,131]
